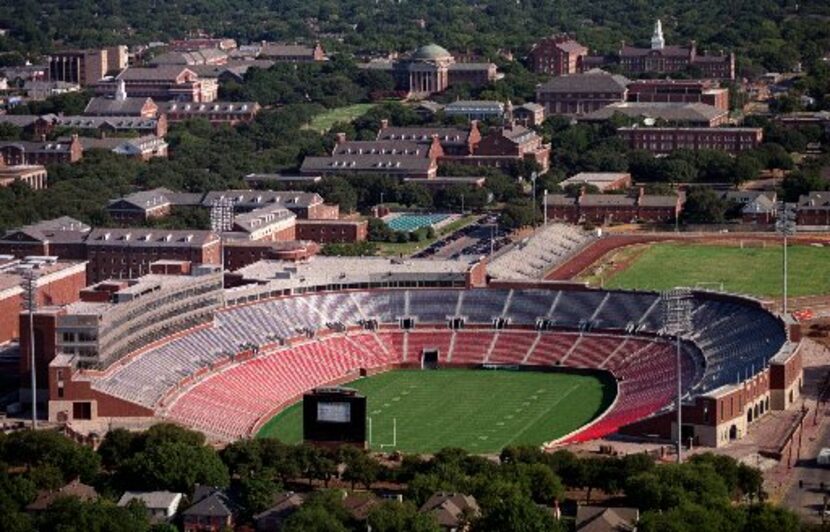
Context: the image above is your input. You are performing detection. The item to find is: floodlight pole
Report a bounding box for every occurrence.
[543,189,548,226]
[662,288,693,464]
[210,197,235,274]
[776,203,796,315]
[531,171,538,228]
[21,269,38,429]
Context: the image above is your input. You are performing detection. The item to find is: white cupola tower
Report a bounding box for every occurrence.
[115,79,127,101]
[651,19,665,50]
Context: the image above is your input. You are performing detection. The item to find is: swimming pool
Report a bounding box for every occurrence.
[386,213,451,232]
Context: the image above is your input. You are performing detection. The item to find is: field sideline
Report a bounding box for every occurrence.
[257,369,613,453]
[586,242,830,298]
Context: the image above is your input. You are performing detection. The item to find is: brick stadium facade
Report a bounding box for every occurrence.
[0,258,87,346]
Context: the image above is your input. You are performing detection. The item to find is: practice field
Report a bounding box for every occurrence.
[597,242,830,298]
[257,369,613,453]
[305,103,376,133]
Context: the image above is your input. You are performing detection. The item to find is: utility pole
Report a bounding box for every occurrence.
[662,288,693,463]
[543,189,548,226]
[20,268,39,429]
[775,202,796,315]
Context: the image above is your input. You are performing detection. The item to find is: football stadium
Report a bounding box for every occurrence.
[41,225,803,454]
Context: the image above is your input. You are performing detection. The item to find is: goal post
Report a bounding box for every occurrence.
[367,416,397,449]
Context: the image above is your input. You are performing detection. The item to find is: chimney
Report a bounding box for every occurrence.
[335,132,346,145]
[380,119,389,130]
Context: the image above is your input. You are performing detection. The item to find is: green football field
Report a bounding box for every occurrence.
[603,243,830,298]
[257,369,613,453]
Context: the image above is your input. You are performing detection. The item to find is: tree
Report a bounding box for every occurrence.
[282,490,351,532]
[682,186,728,224]
[118,437,229,493]
[342,450,380,490]
[473,490,561,532]
[732,154,763,185]
[500,199,538,229]
[525,463,565,504]
[238,475,282,517]
[97,428,138,471]
[36,497,151,532]
[397,182,433,208]
[368,501,441,532]
[368,217,395,242]
[780,170,827,202]
[1,430,100,483]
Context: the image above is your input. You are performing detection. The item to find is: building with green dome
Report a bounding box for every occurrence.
[360,44,498,98]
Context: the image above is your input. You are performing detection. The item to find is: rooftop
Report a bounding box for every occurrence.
[582,102,726,124]
[231,256,481,293]
[412,44,453,61]
[537,69,630,94]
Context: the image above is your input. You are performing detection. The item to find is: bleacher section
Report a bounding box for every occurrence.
[488,224,596,280]
[82,287,788,443]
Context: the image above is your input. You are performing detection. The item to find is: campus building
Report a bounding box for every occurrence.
[536,70,630,115]
[617,126,763,154]
[618,20,735,80]
[360,44,498,98]
[96,66,218,102]
[545,187,683,224]
[527,35,588,76]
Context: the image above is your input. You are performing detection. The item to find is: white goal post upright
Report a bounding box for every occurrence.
[367,416,397,449]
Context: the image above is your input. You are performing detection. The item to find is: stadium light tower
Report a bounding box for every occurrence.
[531,171,538,227]
[20,267,39,429]
[775,202,796,315]
[210,197,235,272]
[662,287,693,463]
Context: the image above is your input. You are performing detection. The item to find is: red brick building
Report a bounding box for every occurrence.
[223,240,319,271]
[796,191,830,227]
[443,124,551,174]
[545,188,683,224]
[260,42,326,62]
[618,20,735,80]
[527,35,588,76]
[295,219,368,244]
[84,229,221,282]
[96,66,218,102]
[0,136,83,165]
[617,127,763,154]
[627,80,729,111]
[160,101,261,126]
[535,70,629,115]
[0,217,91,260]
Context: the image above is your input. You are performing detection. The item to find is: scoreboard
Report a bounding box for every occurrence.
[303,387,367,448]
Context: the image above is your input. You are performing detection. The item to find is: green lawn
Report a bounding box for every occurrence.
[257,369,613,453]
[305,103,376,133]
[604,243,830,298]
